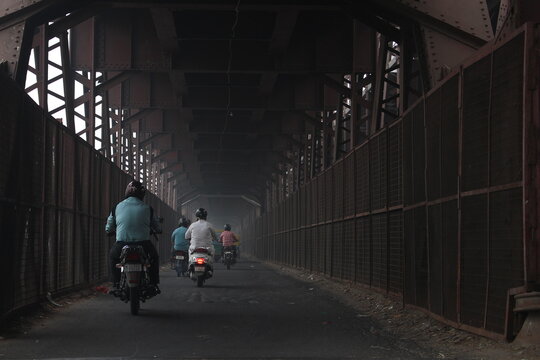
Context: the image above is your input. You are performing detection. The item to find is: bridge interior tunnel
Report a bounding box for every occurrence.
[1,0,540,343]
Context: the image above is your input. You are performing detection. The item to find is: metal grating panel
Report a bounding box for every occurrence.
[461,194,488,328]
[311,176,318,224]
[371,213,387,291]
[490,34,524,186]
[428,204,443,316]
[240,28,529,339]
[486,188,524,333]
[317,175,325,222]
[440,76,459,197]
[307,227,314,271]
[355,216,371,285]
[414,207,428,308]
[317,224,326,274]
[344,155,355,217]
[462,56,491,192]
[306,182,312,226]
[370,138,381,211]
[299,228,306,268]
[388,124,403,207]
[379,133,388,209]
[355,146,370,213]
[403,209,415,304]
[334,161,344,219]
[299,187,306,227]
[442,200,458,322]
[325,224,333,276]
[412,102,426,204]
[343,219,355,281]
[402,113,413,206]
[332,222,344,278]
[311,226,319,272]
[388,210,403,294]
[426,89,442,201]
[0,77,178,319]
[325,170,333,221]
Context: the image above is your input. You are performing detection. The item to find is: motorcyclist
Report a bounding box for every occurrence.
[171,216,191,255]
[220,224,239,258]
[106,180,161,295]
[185,208,217,257]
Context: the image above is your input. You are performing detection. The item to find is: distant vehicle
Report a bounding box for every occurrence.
[111,245,159,315]
[188,247,213,287]
[172,249,189,277]
[213,239,223,261]
[222,246,236,270]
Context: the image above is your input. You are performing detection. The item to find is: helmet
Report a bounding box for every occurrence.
[125,180,146,200]
[178,216,191,228]
[195,208,207,220]
[224,224,231,231]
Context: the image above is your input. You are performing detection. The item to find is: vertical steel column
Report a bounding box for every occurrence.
[399,30,411,116]
[86,29,96,147]
[371,34,387,134]
[334,93,344,162]
[37,24,48,111]
[59,32,75,131]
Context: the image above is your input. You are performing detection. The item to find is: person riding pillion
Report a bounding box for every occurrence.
[220,223,239,256]
[106,180,161,294]
[171,216,191,254]
[185,208,217,256]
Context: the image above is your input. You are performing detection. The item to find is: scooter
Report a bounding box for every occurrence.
[188,247,213,287]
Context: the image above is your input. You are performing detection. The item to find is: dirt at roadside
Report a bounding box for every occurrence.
[266,262,539,360]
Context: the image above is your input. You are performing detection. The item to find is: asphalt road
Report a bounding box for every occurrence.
[0,258,439,360]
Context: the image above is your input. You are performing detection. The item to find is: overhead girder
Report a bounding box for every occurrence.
[2,0,533,212]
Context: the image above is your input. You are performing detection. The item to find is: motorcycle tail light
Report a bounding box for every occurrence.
[196,258,205,265]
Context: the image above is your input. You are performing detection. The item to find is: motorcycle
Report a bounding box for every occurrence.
[188,247,213,287]
[222,246,236,270]
[173,249,189,277]
[112,245,158,315]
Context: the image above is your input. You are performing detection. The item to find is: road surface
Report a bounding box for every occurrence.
[0,258,443,359]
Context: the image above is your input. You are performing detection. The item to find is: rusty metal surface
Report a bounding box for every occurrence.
[0,74,177,320]
[242,27,532,338]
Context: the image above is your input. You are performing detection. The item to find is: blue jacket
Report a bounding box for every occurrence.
[171,226,190,251]
[105,197,159,242]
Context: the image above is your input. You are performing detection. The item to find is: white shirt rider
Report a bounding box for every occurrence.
[185,219,217,255]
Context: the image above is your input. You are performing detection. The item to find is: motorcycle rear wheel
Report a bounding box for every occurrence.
[197,276,204,287]
[130,287,140,315]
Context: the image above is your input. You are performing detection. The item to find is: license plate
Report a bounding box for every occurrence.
[175,256,185,260]
[194,266,205,272]
[123,264,142,272]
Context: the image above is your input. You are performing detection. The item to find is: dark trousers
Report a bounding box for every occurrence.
[109,240,160,285]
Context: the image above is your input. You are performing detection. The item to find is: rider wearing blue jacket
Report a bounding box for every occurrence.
[171,216,191,253]
[106,181,161,293]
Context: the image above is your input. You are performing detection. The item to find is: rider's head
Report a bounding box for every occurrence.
[125,180,146,200]
[195,208,207,220]
[224,224,231,231]
[178,216,191,228]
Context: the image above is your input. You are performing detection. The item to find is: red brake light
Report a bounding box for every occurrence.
[126,253,140,261]
[196,258,205,265]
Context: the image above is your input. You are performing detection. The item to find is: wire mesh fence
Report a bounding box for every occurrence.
[0,74,178,321]
[242,28,531,337]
